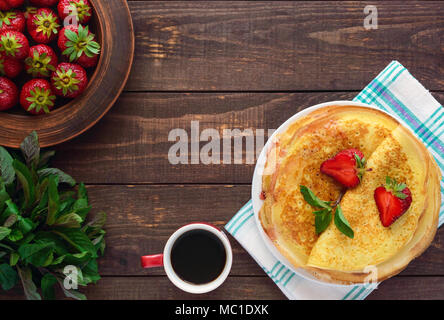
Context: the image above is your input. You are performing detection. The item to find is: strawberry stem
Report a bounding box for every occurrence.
[332,189,346,207]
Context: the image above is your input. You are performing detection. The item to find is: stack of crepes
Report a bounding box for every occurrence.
[259,105,441,284]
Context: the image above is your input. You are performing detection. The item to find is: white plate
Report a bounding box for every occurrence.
[251,100,397,287]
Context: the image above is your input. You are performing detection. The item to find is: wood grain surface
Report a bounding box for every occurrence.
[126,1,444,91]
[1,1,443,300]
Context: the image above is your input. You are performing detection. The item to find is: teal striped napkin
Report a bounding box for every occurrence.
[225,61,444,300]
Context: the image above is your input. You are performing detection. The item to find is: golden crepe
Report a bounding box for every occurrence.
[259,105,441,284]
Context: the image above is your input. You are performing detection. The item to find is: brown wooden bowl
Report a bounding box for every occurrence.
[0,0,134,148]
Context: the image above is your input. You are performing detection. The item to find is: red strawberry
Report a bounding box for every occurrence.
[58,0,92,25]
[374,177,412,227]
[0,30,29,60]
[51,62,87,98]
[320,149,366,188]
[29,0,58,7]
[24,7,38,20]
[0,76,17,110]
[0,0,24,11]
[58,24,100,68]
[0,52,22,78]
[27,8,60,44]
[0,10,25,33]
[20,78,56,115]
[25,44,58,77]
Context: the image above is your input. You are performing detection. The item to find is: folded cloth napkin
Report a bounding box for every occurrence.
[224,61,444,300]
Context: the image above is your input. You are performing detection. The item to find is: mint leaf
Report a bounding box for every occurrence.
[13,160,36,209]
[0,263,18,290]
[20,131,40,168]
[0,180,10,212]
[9,252,19,266]
[313,209,332,235]
[58,278,86,300]
[85,211,106,230]
[41,273,57,300]
[0,147,15,185]
[18,242,54,267]
[82,260,100,285]
[46,175,60,225]
[7,229,23,242]
[300,185,331,209]
[53,213,82,228]
[77,182,87,200]
[53,228,97,258]
[17,266,41,300]
[38,168,76,187]
[0,227,11,241]
[18,218,34,234]
[334,205,354,239]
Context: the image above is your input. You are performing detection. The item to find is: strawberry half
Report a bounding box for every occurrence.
[0,0,24,11]
[0,52,22,78]
[51,62,87,98]
[320,149,366,188]
[20,78,56,115]
[0,10,25,33]
[374,177,412,227]
[25,44,58,77]
[58,0,92,25]
[58,24,100,68]
[0,76,18,110]
[27,8,60,44]
[0,30,29,60]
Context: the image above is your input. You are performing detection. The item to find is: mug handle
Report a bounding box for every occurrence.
[141,254,164,268]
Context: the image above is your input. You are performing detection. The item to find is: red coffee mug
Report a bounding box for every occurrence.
[141,222,233,294]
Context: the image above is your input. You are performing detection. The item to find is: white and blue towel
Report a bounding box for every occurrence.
[225,61,444,300]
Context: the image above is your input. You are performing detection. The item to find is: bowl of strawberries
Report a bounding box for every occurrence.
[0,0,134,147]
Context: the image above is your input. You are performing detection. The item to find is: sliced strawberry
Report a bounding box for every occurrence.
[374,177,412,227]
[320,149,366,188]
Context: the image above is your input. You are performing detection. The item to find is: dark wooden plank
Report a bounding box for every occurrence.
[63,276,444,300]
[51,91,444,184]
[3,275,444,300]
[0,276,286,300]
[368,276,444,300]
[82,185,444,277]
[126,1,444,91]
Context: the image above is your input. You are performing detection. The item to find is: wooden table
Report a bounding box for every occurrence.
[7,1,444,300]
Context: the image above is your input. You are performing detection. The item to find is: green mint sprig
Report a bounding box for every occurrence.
[0,132,106,300]
[300,185,354,238]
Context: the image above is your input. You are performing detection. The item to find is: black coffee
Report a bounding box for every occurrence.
[171,229,227,284]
